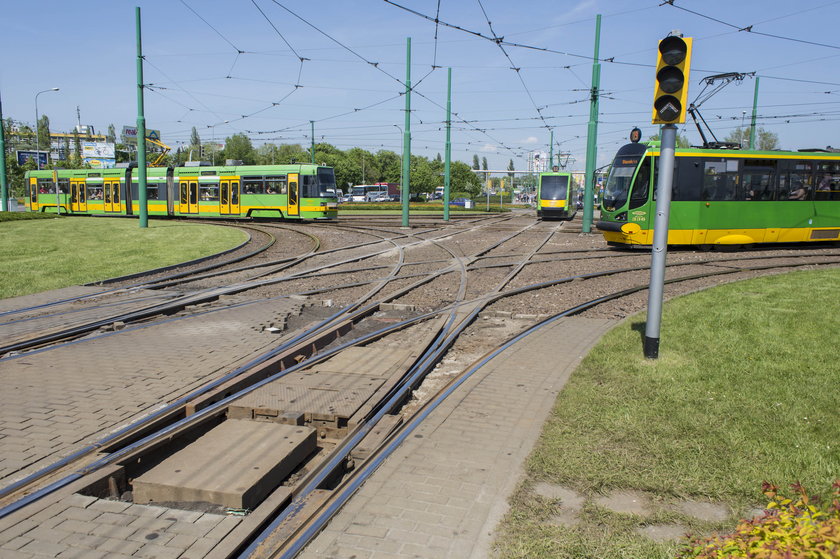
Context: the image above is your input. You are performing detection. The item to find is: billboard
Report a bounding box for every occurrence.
[82,142,116,159]
[121,126,161,144]
[16,150,48,168]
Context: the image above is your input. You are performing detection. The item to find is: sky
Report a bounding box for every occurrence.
[3,0,840,174]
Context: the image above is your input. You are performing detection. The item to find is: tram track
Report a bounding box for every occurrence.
[0,213,838,559]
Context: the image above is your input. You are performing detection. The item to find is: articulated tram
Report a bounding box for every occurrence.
[596,141,840,247]
[536,170,576,220]
[25,163,339,220]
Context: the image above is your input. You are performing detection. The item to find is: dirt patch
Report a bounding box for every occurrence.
[595,489,654,516]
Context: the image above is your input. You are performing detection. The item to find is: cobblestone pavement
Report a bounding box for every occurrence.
[0,295,304,490]
[299,317,617,559]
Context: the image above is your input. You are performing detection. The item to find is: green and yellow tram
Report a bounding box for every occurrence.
[536,170,576,220]
[596,141,840,247]
[25,163,338,220]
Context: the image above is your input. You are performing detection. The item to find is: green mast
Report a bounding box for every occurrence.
[749,77,760,150]
[0,89,8,212]
[444,67,452,222]
[310,120,315,164]
[549,130,554,170]
[135,6,148,228]
[582,14,602,234]
[401,37,411,228]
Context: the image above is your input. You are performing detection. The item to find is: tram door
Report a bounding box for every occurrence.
[29,177,39,211]
[287,173,299,217]
[70,179,87,213]
[219,177,240,215]
[180,180,199,214]
[104,179,121,212]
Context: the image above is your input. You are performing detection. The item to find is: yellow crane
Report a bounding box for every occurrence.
[145,137,170,167]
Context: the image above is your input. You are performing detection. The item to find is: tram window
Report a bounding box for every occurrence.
[242,177,264,194]
[88,186,104,200]
[38,179,55,194]
[200,184,219,201]
[628,161,650,208]
[780,161,814,201]
[701,160,740,201]
[673,157,702,201]
[231,182,239,205]
[650,158,680,201]
[265,177,287,194]
[814,162,840,200]
[301,175,320,198]
[58,179,69,194]
[146,185,160,200]
[742,160,776,201]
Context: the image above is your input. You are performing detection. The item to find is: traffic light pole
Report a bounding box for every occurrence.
[644,123,677,359]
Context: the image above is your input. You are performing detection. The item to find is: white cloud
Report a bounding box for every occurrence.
[522,137,539,144]
[479,144,497,152]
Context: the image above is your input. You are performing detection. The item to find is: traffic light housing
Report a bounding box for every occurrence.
[652,36,692,124]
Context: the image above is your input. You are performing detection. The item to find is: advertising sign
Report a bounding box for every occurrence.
[16,150,48,168]
[121,126,161,144]
[82,142,116,159]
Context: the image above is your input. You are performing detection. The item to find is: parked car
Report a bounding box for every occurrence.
[450,197,472,207]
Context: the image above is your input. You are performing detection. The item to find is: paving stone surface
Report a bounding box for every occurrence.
[299,317,616,559]
[0,296,303,489]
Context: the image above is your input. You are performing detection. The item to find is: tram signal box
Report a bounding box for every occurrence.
[652,36,693,124]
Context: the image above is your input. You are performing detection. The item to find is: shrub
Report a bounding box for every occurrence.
[678,481,840,558]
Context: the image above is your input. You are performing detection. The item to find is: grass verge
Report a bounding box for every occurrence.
[494,268,840,559]
[0,217,247,299]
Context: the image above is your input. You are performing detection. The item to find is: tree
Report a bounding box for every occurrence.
[482,156,488,171]
[724,127,778,150]
[220,133,255,164]
[451,161,481,197]
[190,127,201,155]
[107,124,116,144]
[507,159,515,183]
[36,115,51,163]
[472,154,480,170]
[648,132,690,148]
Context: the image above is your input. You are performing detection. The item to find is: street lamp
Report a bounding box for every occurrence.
[208,120,229,165]
[35,87,59,215]
[34,88,59,170]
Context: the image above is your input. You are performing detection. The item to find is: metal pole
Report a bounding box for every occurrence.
[310,120,315,165]
[444,67,451,222]
[401,37,411,228]
[749,76,760,150]
[35,88,59,213]
[644,124,677,359]
[0,91,7,212]
[582,14,602,233]
[136,6,148,228]
[549,130,554,171]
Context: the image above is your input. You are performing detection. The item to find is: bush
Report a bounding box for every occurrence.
[678,481,840,558]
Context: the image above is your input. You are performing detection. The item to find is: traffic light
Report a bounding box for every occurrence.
[652,36,692,124]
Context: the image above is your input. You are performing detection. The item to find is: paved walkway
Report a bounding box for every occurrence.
[299,316,617,559]
[0,293,304,490]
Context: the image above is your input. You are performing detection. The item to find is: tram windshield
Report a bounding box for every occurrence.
[316,167,337,198]
[603,156,641,209]
[540,175,569,200]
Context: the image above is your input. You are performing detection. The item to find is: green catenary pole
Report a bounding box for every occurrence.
[0,89,8,212]
[444,67,452,222]
[401,37,411,228]
[549,130,554,171]
[749,76,760,150]
[310,120,315,165]
[582,14,602,234]
[135,6,148,228]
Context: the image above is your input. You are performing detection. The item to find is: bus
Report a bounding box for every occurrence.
[349,183,399,202]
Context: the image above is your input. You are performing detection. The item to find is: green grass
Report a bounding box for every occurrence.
[0,216,247,299]
[494,268,840,559]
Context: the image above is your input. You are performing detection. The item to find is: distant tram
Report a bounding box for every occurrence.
[25,163,338,220]
[596,141,840,247]
[536,171,576,220]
